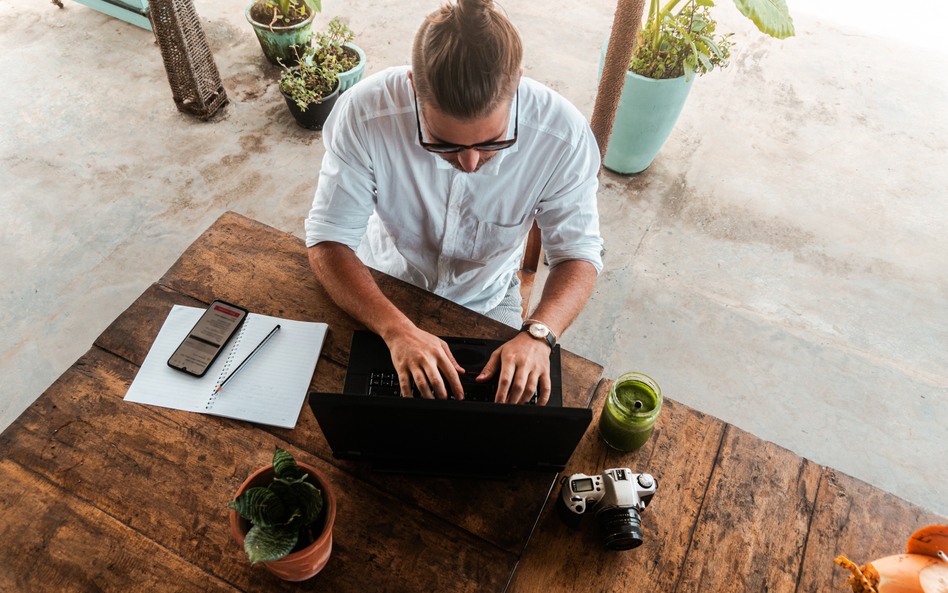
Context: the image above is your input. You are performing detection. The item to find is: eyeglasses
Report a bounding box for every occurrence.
[414,89,519,154]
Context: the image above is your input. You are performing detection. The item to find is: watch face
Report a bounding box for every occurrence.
[529,323,548,339]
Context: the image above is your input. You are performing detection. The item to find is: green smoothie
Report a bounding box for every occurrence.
[598,374,662,451]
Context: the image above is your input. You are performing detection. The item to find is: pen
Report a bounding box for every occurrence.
[214,324,281,394]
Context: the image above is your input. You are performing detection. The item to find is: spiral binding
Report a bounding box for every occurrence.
[206,321,249,409]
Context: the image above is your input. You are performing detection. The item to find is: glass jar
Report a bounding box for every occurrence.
[598,372,662,451]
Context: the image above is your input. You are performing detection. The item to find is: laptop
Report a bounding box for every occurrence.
[308,331,593,480]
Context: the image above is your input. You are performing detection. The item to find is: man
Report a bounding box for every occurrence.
[305,0,603,405]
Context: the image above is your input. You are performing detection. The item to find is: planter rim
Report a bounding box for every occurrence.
[624,69,692,85]
[230,461,337,564]
[600,37,692,85]
[245,1,316,32]
[305,42,365,75]
[279,76,340,107]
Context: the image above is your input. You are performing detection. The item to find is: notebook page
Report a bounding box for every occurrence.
[205,315,326,429]
[124,305,229,413]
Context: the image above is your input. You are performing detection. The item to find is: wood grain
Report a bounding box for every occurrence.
[0,457,240,593]
[795,468,948,593]
[508,380,727,593]
[0,348,516,593]
[674,425,822,593]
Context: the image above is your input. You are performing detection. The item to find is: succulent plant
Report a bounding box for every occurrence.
[227,447,324,563]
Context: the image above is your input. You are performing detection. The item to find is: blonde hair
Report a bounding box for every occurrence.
[411,0,522,120]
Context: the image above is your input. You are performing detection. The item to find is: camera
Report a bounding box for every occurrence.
[557,468,656,551]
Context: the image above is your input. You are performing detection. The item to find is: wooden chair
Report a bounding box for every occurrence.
[517,221,543,321]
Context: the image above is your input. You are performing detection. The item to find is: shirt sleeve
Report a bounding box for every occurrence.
[304,89,378,250]
[533,121,604,274]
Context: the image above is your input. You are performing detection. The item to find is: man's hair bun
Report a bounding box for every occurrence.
[412,0,522,120]
[452,0,493,40]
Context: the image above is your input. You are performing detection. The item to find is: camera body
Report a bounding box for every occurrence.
[557,468,656,551]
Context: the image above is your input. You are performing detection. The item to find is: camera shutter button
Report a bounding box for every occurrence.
[637,474,654,489]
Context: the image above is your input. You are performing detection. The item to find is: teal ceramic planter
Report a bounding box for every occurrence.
[336,43,366,93]
[246,2,316,66]
[598,39,695,174]
[305,43,366,93]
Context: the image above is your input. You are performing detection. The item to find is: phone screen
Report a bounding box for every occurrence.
[168,300,248,377]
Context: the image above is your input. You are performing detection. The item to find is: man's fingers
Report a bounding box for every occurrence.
[439,342,465,399]
[537,372,552,406]
[409,367,435,399]
[397,370,415,398]
[422,362,449,399]
[508,371,531,405]
[478,350,501,382]
[494,362,515,404]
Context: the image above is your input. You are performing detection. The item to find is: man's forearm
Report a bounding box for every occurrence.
[307,242,414,340]
[526,260,598,338]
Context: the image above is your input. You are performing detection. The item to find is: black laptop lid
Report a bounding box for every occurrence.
[308,392,592,478]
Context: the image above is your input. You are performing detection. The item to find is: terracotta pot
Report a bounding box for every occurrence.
[229,461,336,581]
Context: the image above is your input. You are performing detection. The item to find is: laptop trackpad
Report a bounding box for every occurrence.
[450,343,488,368]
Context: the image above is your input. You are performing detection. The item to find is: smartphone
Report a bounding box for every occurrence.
[167,300,249,377]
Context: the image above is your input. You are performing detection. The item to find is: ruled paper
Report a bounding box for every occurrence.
[124,305,327,429]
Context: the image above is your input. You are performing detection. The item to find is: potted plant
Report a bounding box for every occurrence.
[601,0,795,174]
[277,45,344,130]
[245,0,321,66]
[308,17,366,93]
[228,447,337,581]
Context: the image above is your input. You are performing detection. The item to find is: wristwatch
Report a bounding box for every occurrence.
[520,320,556,349]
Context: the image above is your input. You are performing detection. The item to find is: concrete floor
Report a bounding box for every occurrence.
[3,0,946,518]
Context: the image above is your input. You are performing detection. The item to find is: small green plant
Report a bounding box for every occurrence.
[631,0,794,81]
[263,0,320,25]
[310,17,359,74]
[227,447,324,563]
[278,46,344,111]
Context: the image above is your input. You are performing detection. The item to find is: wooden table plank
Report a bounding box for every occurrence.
[508,380,727,593]
[795,468,948,593]
[0,348,516,593]
[674,425,822,593]
[0,457,241,593]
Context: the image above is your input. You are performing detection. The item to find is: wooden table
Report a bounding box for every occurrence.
[1,212,944,592]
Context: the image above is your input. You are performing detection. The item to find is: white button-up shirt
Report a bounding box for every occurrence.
[305,66,603,315]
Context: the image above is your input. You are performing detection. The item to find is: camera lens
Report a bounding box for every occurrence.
[596,508,643,551]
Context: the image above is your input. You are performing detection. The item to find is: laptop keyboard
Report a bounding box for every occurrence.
[368,371,538,404]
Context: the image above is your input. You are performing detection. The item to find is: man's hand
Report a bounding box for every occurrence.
[385,325,466,400]
[476,332,552,405]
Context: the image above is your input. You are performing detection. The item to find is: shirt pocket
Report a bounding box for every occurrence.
[469,219,526,263]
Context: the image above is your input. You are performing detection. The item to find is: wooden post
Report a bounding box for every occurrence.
[590,0,647,163]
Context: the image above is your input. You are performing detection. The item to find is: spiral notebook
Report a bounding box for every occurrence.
[124,305,328,429]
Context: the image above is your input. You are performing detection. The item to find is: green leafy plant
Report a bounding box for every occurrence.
[278,45,344,111]
[262,0,320,26]
[310,17,360,74]
[227,447,324,563]
[631,0,794,81]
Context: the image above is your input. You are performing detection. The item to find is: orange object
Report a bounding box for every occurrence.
[835,526,948,593]
[908,526,948,559]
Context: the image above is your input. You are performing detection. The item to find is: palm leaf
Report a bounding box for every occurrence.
[731,0,795,39]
